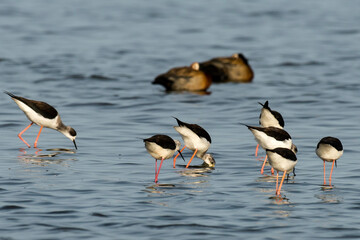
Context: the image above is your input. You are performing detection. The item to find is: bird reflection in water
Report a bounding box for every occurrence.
[315,187,343,203]
[145,163,214,197]
[18,148,76,165]
[177,163,215,178]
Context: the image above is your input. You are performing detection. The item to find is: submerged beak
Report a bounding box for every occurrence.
[73,139,78,150]
[178,150,185,161]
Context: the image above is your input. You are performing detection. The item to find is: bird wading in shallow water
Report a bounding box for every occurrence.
[256,100,285,157]
[266,148,297,196]
[316,136,343,187]
[173,117,215,168]
[243,124,297,175]
[143,134,184,183]
[5,91,77,149]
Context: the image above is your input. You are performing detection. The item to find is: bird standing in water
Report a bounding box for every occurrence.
[5,91,77,149]
[144,134,184,183]
[316,136,343,187]
[266,148,297,196]
[173,118,215,168]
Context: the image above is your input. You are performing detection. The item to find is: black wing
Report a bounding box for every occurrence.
[143,134,176,150]
[267,148,297,161]
[317,136,343,151]
[5,91,58,119]
[174,117,211,143]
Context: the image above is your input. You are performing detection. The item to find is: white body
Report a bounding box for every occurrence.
[145,140,180,160]
[13,98,60,129]
[145,142,175,160]
[174,126,210,157]
[316,144,343,162]
[260,108,283,129]
[267,151,297,172]
[250,128,292,150]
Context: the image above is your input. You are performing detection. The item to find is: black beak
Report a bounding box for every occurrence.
[73,140,77,150]
[335,160,337,168]
[178,150,185,161]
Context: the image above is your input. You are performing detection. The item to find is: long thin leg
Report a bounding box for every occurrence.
[276,170,287,196]
[255,144,259,157]
[329,160,335,186]
[34,126,43,148]
[260,155,268,174]
[186,149,198,168]
[173,145,186,168]
[155,157,165,183]
[155,159,158,178]
[275,171,279,194]
[18,122,33,148]
[323,160,326,185]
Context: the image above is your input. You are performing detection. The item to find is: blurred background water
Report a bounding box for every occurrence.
[1,0,360,239]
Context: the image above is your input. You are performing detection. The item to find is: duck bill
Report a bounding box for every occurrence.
[73,140,78,150]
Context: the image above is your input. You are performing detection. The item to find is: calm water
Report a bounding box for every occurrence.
[1,0,360,239]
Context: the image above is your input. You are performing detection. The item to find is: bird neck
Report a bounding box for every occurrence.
[56,121,68,132]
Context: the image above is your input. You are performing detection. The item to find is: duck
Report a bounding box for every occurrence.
[152,62,212,91]
[199,53,254,83]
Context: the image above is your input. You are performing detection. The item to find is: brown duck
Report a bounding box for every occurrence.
[200,53,254,83]
[153,62,212,91]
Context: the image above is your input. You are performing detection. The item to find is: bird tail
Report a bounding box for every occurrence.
[4,91,15,98]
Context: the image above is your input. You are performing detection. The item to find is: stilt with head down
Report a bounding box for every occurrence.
[266,148,297,196]
[173,117,215,168]
[256,101,285,175]
[243,124,296,175]
[4,91,77,149]
[144,134,184,183]
[316,136,343,187]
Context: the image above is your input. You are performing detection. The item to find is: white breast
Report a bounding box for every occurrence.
[252,129,292,150]
[260,109,282,128]
[316,144,343,162]
[145,142,175,160]
[267,151,297,172]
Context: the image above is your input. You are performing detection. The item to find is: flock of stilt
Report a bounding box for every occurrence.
[144,101,343,197]
[4,54,343,197]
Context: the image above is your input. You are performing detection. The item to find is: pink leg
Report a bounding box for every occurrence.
[255,144,259,157]
[185,149,198,168]
[276,170,287,196]
[18,123,33,148]
[155,159,158,177]
[155,157,164,183]
[275,171,279,194]
[329,160,335,186]
[271,167,274,175]
[323,160,326,185]
[34,126,43,148]
[260,155,268,174]
[173,145,186,168]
